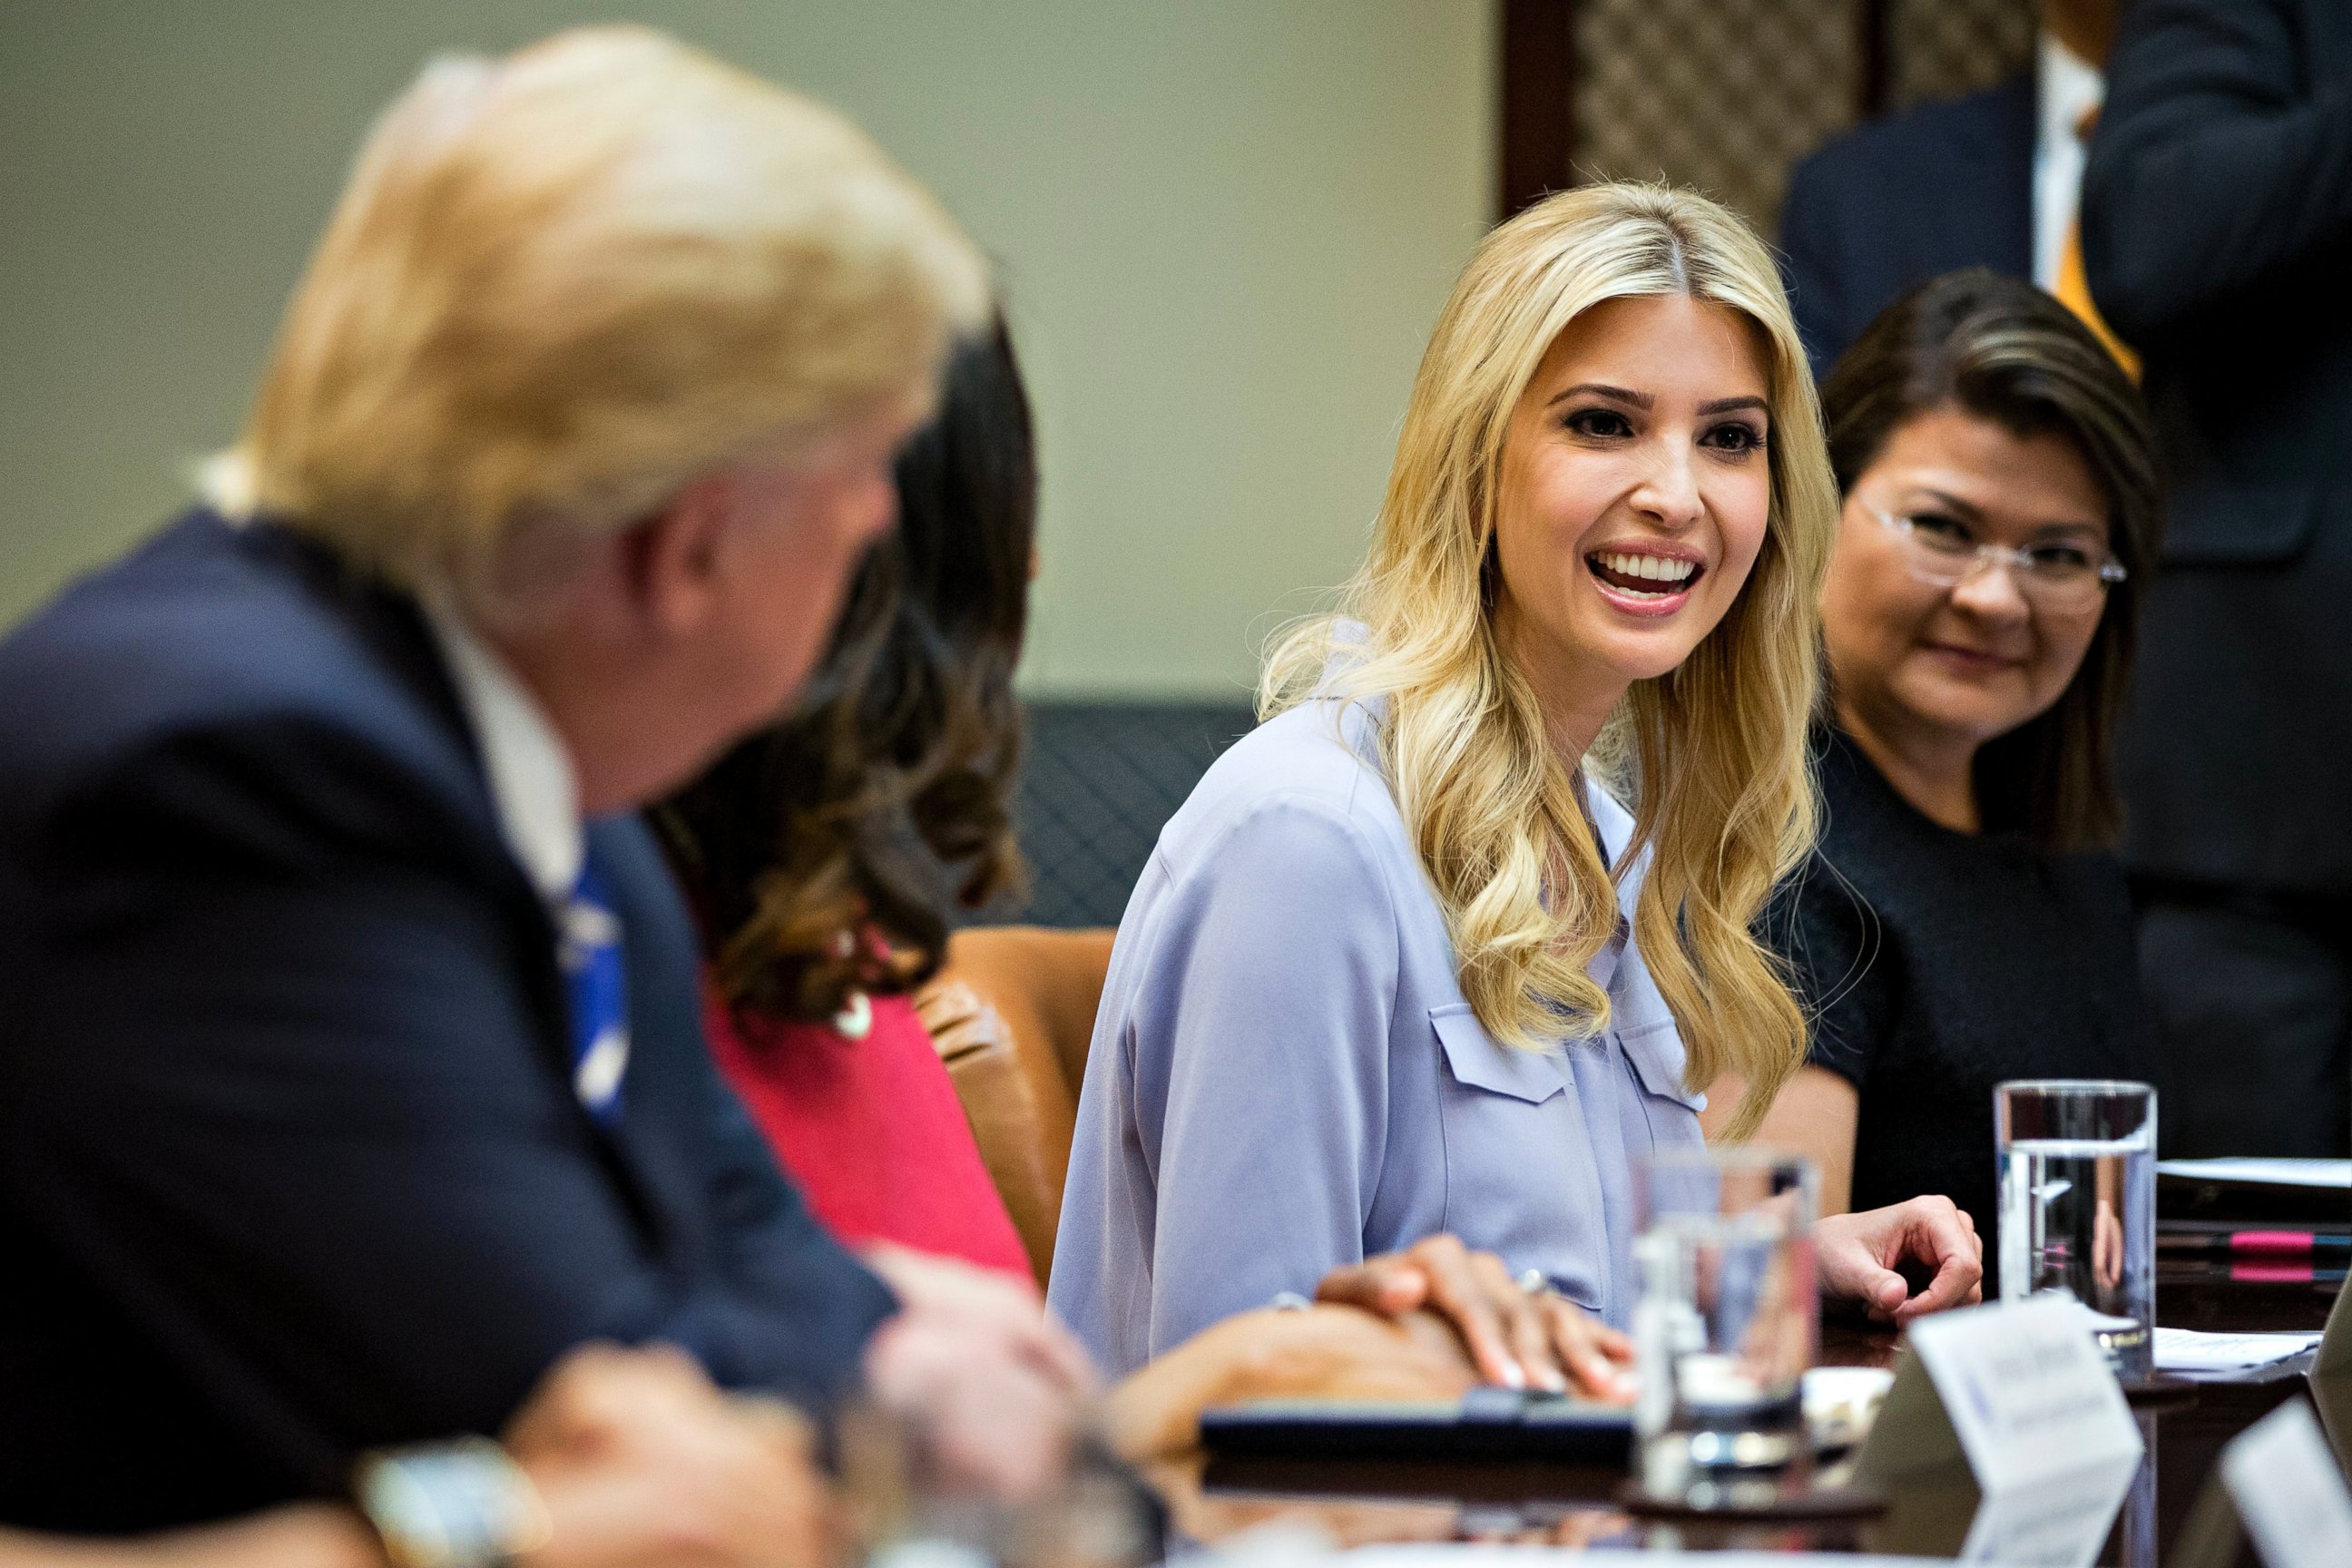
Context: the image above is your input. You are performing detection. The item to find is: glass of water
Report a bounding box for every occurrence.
[1631,1146,1819,1505]
[1994,1079,2156,1378]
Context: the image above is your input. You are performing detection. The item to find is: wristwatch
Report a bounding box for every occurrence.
[353,1436,553,1568]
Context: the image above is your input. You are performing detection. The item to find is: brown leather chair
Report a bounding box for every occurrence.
[914,926,1115,1288]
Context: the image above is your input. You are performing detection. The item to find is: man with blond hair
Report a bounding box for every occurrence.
[0,26,1074,1534]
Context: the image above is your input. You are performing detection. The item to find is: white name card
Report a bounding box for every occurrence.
[1856,1296,2143,1567]
[2221,1400,2352,1568]
[1906,1294,2144,1494]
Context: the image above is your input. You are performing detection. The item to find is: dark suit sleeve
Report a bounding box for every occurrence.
[2082,0,2352,338]
[1762,857,1894,1091]
[1777,152,1853,384]
[6,717,889,1493]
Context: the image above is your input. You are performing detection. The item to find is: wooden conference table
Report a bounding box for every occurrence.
[1151,1180,2344,1564]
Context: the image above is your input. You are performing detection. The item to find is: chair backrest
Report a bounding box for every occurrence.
[915,926,1115,1287]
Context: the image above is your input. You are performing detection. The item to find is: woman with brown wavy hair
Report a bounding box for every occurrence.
[657,318,1037,1279]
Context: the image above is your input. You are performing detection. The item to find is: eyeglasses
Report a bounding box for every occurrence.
[1864,503,2125,613]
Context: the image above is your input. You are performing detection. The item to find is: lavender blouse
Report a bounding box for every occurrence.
[1047,692,1710,1378]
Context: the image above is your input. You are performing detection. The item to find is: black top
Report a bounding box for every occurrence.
[0,512,896,1531]
[1767,729,2148,1256]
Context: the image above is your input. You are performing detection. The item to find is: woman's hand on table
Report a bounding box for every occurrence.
[1313,1234,1637,1401]
[1103,1235,1635,1464]
[1102,1301,1478,1461]
[1818,1196,1983,1324]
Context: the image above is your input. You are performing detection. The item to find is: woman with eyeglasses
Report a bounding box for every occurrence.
[1719,270,2159,1269]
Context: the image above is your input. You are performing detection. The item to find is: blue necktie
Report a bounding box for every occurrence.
[558,851,629,1123]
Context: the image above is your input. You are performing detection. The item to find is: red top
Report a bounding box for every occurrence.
[706,984,1032,1279]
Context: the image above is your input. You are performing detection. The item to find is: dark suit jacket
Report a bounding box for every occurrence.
[0,511,897,1532]
[1779,76,2035,381]
[2082,0,2352,891]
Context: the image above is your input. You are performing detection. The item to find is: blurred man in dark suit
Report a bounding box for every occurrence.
[0,26,1079,1534]
[1780,0,2129,380]
[2083,0,2352,1158]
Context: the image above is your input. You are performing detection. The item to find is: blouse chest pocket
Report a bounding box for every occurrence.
[1617,1016,1708,1152]
[1426,1003,1607,1309]
[1432,1004,1568,1102]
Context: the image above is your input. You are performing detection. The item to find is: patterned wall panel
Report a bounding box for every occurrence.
[1572,0,1857,231]
[1889,0,2038,111]
[1555,0,2039,232]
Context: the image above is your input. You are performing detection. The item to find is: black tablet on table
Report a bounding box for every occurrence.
[1199,1387,1634,1465]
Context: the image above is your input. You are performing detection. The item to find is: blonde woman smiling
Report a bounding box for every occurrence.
[1051,184,1983,1393]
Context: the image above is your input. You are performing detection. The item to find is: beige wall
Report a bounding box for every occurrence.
[0,1,1494,699]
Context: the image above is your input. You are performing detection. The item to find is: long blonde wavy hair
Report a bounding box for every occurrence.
[1263,183,1836,1139]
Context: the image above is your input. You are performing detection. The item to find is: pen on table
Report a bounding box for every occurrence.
[2157,1229,2352,1259]
[2227,1261,2348,1285]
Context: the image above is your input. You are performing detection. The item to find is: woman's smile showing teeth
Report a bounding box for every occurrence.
[1585,547,1704,611]
[1494,289,1773,676]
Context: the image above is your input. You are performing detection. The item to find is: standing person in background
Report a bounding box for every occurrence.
[0,24,1083,1536]
[1736,270,2158,1256]
[2082,0,2352,1159]
[1779,0,2128,379]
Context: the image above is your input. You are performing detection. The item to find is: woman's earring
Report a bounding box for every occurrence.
[832,989,873,1041]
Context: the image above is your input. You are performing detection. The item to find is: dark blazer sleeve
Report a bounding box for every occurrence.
[6,715,889,1493]
[1763,857,1894,1091]
[2082,0,2352,338]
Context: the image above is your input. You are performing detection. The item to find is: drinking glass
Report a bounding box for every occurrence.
[1994,1079,2157,1378]
[838,1398,1156,1568]
[1631,1146,1819,1504]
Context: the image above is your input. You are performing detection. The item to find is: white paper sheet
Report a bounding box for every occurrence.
[2154,1157,2352,1190]
[2152,1328,2323,1373]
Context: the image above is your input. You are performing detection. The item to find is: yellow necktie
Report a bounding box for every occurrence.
[2054,101,2141,381]
[2055,216,2141,381]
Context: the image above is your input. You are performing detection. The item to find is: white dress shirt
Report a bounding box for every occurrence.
[2033,31,2107,290]
[420,599,583,906]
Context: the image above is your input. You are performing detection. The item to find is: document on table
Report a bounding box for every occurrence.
[2153,1327,2323,1373]
[2155,1157,2352,1189]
